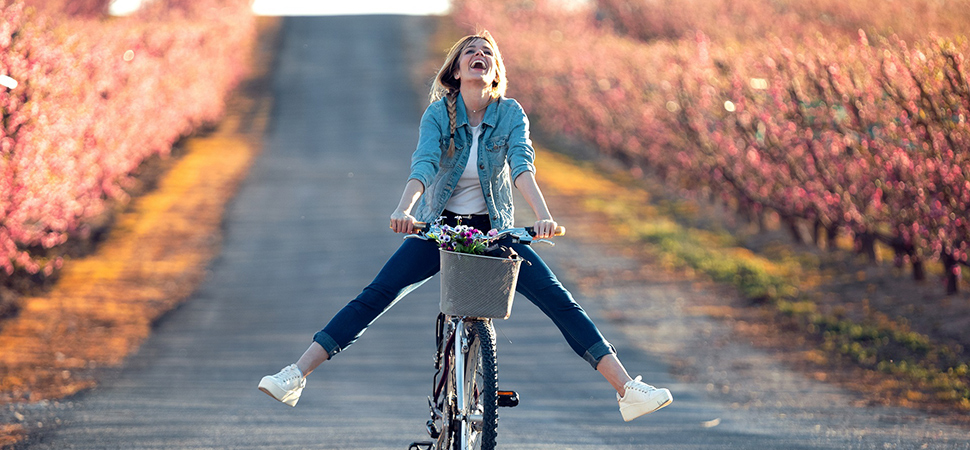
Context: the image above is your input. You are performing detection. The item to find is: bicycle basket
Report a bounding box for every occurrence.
[439,249,523,319]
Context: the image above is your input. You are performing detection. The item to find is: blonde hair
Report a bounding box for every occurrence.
[429,30,507,157]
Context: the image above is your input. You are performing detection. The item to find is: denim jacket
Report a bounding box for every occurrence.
[408,94,536,231]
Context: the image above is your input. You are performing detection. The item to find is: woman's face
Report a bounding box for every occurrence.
[454,38,496,87]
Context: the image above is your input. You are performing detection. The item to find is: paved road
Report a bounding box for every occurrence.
[19,15,970,449]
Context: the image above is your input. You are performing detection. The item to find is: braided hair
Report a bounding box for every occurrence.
[445,92,459,157]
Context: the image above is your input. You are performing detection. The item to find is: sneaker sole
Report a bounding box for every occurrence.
[620,388,672,422]
[258,377,301,407]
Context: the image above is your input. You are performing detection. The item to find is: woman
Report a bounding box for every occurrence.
[258,30,672,422]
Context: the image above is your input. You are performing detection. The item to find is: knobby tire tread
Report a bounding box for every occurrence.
[467,321,499,450]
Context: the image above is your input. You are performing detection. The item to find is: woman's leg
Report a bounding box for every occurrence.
[297,213,484,376]
[509,244,673,418]
[511,243,616,369]
[511,244,638,394]
[306,237,441,371]
[510,244,673,419]
[260,237,441,406]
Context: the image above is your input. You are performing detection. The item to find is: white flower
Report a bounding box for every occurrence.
[0,75,18,90]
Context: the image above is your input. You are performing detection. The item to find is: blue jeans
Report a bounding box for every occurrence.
[313,218,616,369]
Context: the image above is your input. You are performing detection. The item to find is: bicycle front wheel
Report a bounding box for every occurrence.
[459,320,499,450]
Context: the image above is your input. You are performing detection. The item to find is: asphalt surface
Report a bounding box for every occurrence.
[18,15,970,450]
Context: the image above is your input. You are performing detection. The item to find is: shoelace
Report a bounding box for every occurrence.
[625,376,656,394]
[279,366,303,383]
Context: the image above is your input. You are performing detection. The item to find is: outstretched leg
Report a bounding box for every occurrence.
[511,243,672,420]
[259,237,440,406]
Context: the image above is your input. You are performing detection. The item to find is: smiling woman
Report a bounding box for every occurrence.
[257,28,674,429]
[250,0,450,15]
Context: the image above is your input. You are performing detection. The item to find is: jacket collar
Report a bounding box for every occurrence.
[455,92,498,129]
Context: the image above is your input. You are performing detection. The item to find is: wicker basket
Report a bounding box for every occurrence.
[439,249,523,319]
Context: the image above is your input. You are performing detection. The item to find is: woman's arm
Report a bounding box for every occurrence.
[390,178,425,234]
[410,102,446,192]
[514,171,558,239]
[395,101,445,234]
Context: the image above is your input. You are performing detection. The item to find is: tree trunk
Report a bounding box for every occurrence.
[892,245,905,268]
[812,219,822,247]
[785,217,804,244]
[858,233,877,263]
[913,259,926,281]
[943,253,960,295]
[826,225,839,251]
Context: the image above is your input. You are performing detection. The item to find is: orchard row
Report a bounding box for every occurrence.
[595,0,970,44]
[455,0,970,293]
[0,0,254,277]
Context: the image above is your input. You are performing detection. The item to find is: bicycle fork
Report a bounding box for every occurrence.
[425,319,475,448]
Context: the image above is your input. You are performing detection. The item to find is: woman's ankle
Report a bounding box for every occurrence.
[295,341,330,377]
[596,354,633,395]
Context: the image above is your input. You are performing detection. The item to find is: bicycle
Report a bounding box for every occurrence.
[408,225,564,450]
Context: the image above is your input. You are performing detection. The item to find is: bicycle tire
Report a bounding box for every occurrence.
[459,320,499,450]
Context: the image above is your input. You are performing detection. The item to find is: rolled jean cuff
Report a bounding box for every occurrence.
[312,331,341,358]
[583,340,616,370]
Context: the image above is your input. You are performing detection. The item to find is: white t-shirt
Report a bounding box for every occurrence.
[445,124,488,215]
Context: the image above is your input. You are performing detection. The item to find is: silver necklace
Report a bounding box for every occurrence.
[469,99,491,114]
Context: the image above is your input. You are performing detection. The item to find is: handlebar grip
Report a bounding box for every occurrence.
[413,222,428,232]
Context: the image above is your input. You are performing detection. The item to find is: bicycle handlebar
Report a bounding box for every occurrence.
[412,222,565,237]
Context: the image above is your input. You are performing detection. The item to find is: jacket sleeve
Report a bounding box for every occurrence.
[409,102,445,189]
[505,99,536,181]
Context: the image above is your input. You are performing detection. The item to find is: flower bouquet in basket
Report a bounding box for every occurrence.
[424,221,497,255]
[423,219,522,259]
[425,219,522,318]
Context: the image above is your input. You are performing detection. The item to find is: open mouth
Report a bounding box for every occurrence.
[470,59,488,70]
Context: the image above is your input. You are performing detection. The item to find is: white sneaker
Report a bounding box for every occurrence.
[617,376,672,421]
[258,364,306,407]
